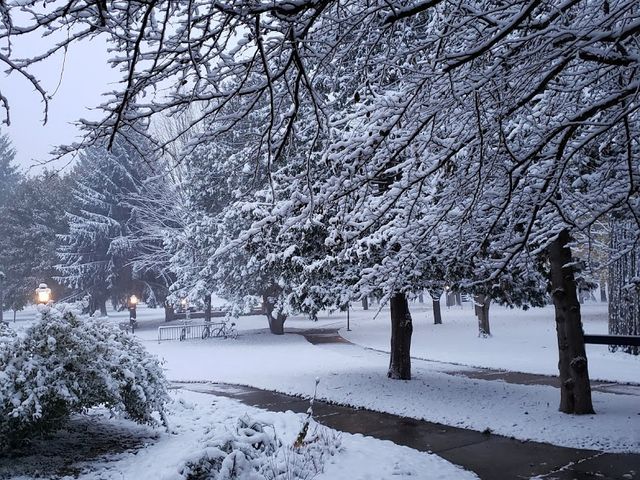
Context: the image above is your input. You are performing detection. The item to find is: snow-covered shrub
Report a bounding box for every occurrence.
[178,415,341,480]
[0,321,16,343]
[0,305,169,448]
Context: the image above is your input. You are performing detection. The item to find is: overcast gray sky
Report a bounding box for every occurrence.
[3,35,118,174]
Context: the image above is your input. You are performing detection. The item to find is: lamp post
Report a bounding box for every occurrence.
[128,294,138,333]
[0,271,5,324]
[35,283,52,305]
[181,298,190,321]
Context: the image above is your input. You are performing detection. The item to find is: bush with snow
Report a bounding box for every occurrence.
[0,321,16,343]
[179,414,341,480]
[0,305,169,448]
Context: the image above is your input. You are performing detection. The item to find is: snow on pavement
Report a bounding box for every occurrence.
[6,390,477,480]
[142,328,640,454]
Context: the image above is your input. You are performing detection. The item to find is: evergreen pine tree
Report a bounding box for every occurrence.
[56,141,147,315]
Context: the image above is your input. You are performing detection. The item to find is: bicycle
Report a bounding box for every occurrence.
[179,320,191,341]
[201,320,238,339]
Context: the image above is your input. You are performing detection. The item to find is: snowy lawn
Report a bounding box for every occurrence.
[1,389,476,480]
[141,329,640,453]
[341,301,640,384]
[5,303,640,453]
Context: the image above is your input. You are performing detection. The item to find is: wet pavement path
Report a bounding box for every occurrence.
[175,381,639,480]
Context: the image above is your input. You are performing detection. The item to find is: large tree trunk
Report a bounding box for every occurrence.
[548,229,595,414]
[99,300,108,317]
[388,292,413,380]
[90,296,108,317]
[475,294,491,337]
[263,290,286,335]
[608,219,639,355]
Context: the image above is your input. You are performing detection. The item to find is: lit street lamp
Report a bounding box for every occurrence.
[181,298,190,321]
[128,295,138,333]
[35,283,52,305]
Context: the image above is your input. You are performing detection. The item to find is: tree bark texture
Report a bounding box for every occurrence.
[608,219,639,355]
[549,230,595,414]
[388,292,413,380]
[474,294,491,337]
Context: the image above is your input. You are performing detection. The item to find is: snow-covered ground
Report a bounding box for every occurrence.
[4,389,477,480]
[5,301,640,454]
[342,301,640,384]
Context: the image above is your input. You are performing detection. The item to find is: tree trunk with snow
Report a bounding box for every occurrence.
[263,288,286,335]
[429,288,443,325]
[164,303,174,322]
[474,294,491,337]
[388,292,413,380]
[362,296,369,310]
[608,219,639,355]
[90,297,108,317]
[548,229,595,414]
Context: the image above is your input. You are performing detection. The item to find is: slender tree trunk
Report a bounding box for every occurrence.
[388,292,413,380]
[362,296,369,311]
[0,283,3,324]
[418,293,424,304]
[263,292,286,335]
[204,294,212,323]
[549,229,595,414]
[429,289,443,324]
[455,292,462,307]
[433,299,442,324]
[474,294,491,337]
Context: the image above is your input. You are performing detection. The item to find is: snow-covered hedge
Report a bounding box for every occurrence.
[0,321,16,343]
[0,305,169,448]
[179,414,341,480]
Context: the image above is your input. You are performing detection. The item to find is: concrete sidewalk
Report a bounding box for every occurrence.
[175,381,639,480]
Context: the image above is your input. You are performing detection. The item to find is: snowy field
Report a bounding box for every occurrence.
[4,301,640,457]
[2,389,477,480]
